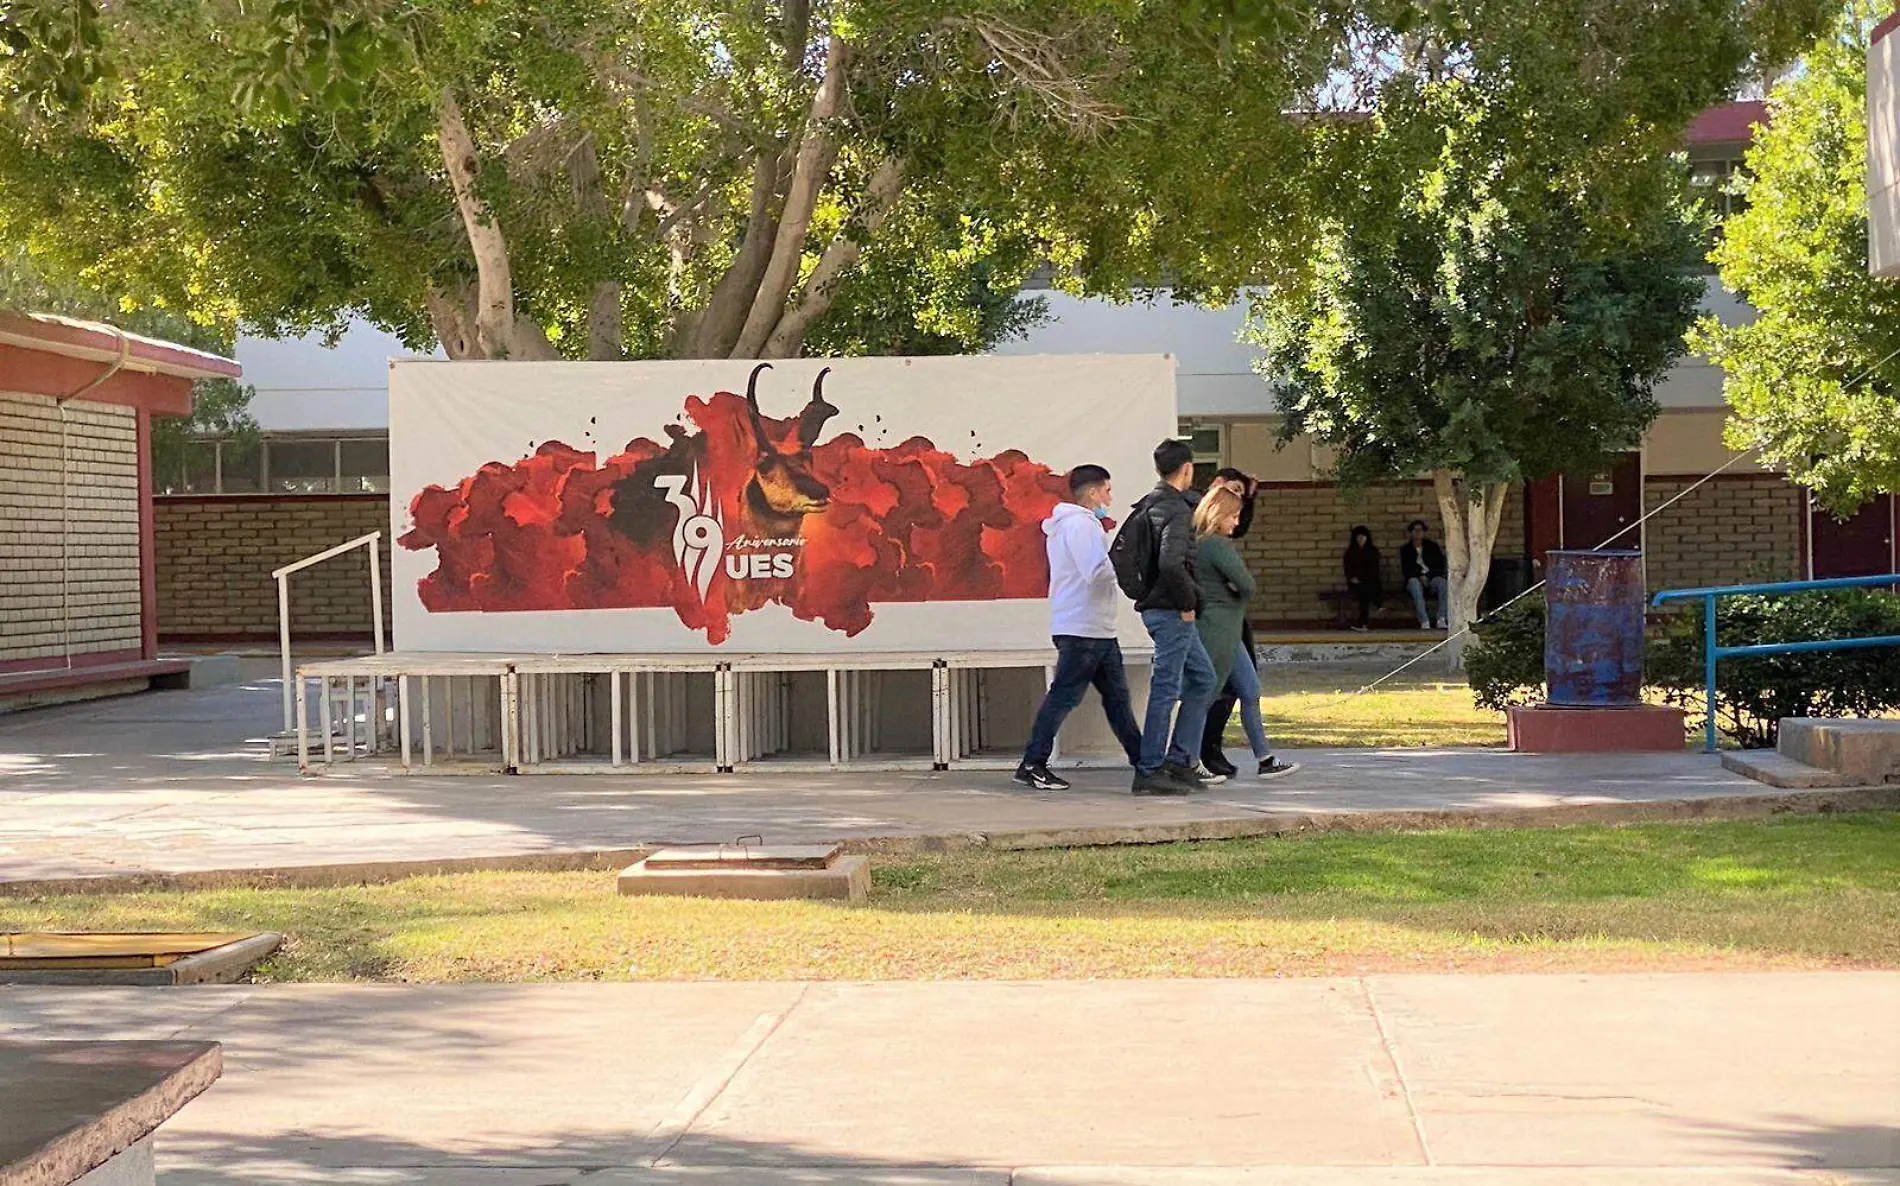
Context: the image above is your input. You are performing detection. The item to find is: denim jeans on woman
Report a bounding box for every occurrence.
[1226,638,1273,760]
[1138,608,1217,776]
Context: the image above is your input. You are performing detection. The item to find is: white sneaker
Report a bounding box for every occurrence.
[1434,618,1449,630]
[1193,763,1230,786]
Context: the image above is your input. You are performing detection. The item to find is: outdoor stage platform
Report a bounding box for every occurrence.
[293,649,1153,777]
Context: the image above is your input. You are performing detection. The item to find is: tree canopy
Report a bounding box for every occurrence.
[1691,4,1900,515]
[1243,0,1820,645]
[0,0,1354,362]
[2,0,1831,363]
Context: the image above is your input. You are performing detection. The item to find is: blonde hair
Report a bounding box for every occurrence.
[1194,487,1241,538]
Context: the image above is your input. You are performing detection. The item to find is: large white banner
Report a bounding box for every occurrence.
[390,355,1177,653]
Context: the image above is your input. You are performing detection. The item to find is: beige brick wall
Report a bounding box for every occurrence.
[0,393,142,663]
[1642,476,1802,594]
[1234,481,1526,626]
[155,496,393,640]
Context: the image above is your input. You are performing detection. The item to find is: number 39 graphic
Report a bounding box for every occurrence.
[654,473,723,603]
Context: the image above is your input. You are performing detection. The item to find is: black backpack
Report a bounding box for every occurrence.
[1108,498,1160,602]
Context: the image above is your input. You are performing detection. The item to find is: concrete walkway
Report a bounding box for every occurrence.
[3,678,1889,888]
[2,975,1895,1183]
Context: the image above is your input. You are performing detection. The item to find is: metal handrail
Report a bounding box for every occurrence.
[1651,573,1900,753]
[274,531,385,733]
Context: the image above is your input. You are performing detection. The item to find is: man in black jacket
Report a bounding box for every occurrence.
[1198,468,1258,778]
[1129,439,1218,795]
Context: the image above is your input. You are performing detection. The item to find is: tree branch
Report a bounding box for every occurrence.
[732,34,850,358]
[437,88,556,360]
[687,149,788,358]
[569,132,623,361]
[762,155,904,358]
[948,15,1128,138]
[423,281,478,360]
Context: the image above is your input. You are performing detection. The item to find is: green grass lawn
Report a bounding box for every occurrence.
[1251,667,1506,748]
[5,814,1895,981]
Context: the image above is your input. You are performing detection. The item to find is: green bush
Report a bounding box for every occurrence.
[1466,598,1548,711]
[1648,588,1900,749]
[1468,585,1900,748]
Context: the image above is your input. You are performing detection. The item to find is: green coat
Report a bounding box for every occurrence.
[1195,534,1256,691]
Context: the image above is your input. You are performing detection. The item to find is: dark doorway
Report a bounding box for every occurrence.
[1810,493,1897,578]
[1560,451,1644,553]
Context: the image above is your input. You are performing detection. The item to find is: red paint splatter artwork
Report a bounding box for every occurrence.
[398,364,1070,644]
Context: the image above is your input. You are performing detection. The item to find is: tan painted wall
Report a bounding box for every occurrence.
[0,392,142,664]
[155,496,392,640]
[1645,409,1769,476]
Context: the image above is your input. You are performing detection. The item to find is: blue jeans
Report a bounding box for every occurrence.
[1022,636,1144,768]
[1409,575,1448,625]
[1227,639,1272,760]
[1138,609,1217,775]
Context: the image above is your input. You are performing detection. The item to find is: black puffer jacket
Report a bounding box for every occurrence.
[1132,482,1201,614]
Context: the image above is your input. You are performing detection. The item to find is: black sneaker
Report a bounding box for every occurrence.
[1257,756,1302,780]
[1161,760,1208,790]
[1202,753,1239,779]
[1012,764,1071,791]
[1131,770,1192,796]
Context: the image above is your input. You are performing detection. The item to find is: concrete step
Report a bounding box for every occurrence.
[1778,717,1900,785]
[1721,750,1860,789]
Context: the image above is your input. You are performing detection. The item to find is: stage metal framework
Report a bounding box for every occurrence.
[293,649,1151,776]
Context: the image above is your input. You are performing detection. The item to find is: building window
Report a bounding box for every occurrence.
[1181,422,1226,487]
[155,435,391,496]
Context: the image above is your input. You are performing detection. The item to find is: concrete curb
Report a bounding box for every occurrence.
[2,785,1894,899]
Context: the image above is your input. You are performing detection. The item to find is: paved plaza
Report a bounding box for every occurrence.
[0,674,1877,888]
[3,974,1895,1183]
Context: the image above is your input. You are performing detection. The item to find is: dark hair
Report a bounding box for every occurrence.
[1153,438,1195,479]
[1350,524,1372,543]
[1214,466,1251,484]
[1408,518,1429,533]
[1068,464,1111,496]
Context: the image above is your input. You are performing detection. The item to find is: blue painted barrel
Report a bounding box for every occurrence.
[1544,550,1645,707]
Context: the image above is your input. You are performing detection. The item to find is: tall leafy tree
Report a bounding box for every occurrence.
[1691,5,1900,515]
[1246,0,1795,656]
[0,251,257,477]
[1,0,1355,362]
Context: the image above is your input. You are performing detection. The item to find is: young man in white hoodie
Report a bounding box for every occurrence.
[1013,465,1145,791]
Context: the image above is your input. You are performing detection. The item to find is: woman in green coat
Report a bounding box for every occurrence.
[1193,486,1299,780]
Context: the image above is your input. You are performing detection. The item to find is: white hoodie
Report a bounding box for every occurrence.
[1043,501,1119,639]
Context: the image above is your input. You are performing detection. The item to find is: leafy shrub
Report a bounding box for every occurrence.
[1466,598,1548,711]
[1647,588,1900,749]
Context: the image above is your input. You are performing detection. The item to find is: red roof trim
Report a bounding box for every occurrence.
[0,311,241,381]
[1684,100,1767,146]
[1875,9,1900,45]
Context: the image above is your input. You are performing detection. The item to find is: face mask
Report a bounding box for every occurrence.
[1091,504,1111,521]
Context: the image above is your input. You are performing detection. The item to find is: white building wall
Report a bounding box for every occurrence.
[233,278,1750,431]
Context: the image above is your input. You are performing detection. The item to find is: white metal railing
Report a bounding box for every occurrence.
[272,531,384,733]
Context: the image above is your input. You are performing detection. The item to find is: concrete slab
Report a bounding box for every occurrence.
[1720,751,1858,789]
[669,980,1424,1168]
[1365,973,1900,1170]
[1779,719,1900,786]
[2,978,1896,1183]
[618,854,870,900]
[1015,1172,1900,1185]
[0,1040,219,1186]
[5,680,1892,890]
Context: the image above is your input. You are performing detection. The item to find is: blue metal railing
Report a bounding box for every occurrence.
[1651,573,1900,753]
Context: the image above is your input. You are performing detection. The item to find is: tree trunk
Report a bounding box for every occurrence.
[1432,470,1511,669]
[437,88,557,361]
[762,156,904,358]
[730,35,850,359]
